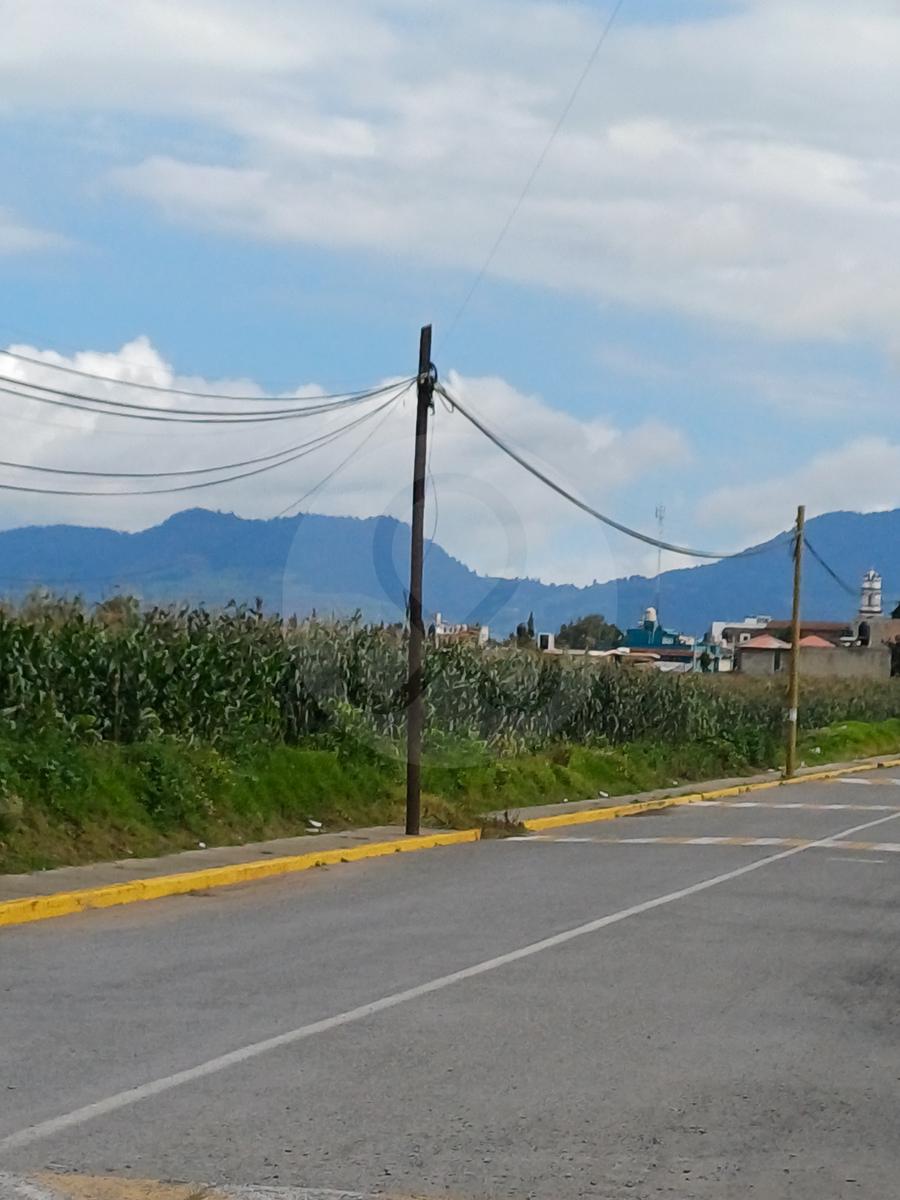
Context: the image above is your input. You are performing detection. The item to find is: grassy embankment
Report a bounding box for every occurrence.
[3,717,900,874]
[0,598,898,873]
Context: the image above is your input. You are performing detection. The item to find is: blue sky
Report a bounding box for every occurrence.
[2,0,900,587]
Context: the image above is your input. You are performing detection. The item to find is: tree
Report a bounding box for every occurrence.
[515,621,534,649]
[556,614,622,651]
[527,611,535,640]
[892,600,900,620]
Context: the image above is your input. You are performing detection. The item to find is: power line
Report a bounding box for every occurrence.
[0,388,406,498]
[274,387,408,518]
[0,392,410,584]
[0,377,391,424]
[437,381,782,561]
[0,347,406,403]
[0,398,400,479]
[0,372,410,424]
[442,0,628,345]
[0,401,265,440]
[804,535,857,598]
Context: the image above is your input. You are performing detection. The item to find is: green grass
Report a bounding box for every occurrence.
[798,718,900,764]
[4,717,899,874]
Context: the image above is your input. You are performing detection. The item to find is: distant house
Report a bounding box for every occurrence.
[622,606,721,672]
[536,635,662,669]
[706,617,854,670]
[708,616,772,650]
[728,570,894,678]
[625,606,693,649]
[734,634,791,675]
[537,632,622,659]
[429,612,489,647]
[738,635,890,679]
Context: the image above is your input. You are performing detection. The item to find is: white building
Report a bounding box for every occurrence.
[430,612,489,647]
[707,616,773,647]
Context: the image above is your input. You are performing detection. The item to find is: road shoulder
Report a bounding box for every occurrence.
[2,752,899,929]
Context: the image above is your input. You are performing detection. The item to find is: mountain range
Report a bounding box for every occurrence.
[0,506,896,637]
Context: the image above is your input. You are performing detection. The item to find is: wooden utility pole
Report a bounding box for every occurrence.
[785,504,805,778]
[405,325,435,835]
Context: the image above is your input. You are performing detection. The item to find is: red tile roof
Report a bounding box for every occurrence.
[740,634,791,650]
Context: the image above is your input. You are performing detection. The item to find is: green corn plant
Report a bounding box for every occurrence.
[0,595,895,752]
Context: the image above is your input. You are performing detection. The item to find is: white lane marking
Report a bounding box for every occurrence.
[829,857,887,864]
[229,1189,367,1199]
[835,777,874,785]
[707,801,900,811]
[3,808,899,1156]
[681,836,788,846]
[509,835,900,852]
[0,1180,366,1200]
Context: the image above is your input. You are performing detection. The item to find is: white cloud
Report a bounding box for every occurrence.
[7,2,900,346]
[697,437,900,546]
[6,1,900,583]
[0,208,65,255]
[0,338,688,585]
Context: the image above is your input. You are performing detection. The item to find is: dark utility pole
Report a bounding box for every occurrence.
[406,325,435,835]
[785,504,805,779]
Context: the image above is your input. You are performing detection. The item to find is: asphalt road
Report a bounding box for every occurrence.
[3,769,900,1199]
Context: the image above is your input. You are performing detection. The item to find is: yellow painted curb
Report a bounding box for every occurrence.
[0,829,480,930]
[521,756,900,832]
[780,756,900,785]
[521,785,763,831]
[3,755,899,931]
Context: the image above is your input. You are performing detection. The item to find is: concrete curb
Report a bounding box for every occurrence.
[520,756,900,831]
[0,830,479,930]
[520,786,747,830]
[3,755,900,931]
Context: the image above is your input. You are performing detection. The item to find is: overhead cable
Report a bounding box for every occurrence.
[0,347,406,403]
[0,379,408,427]
[442,0,627,345]
[803,536,857,597]
[0,379,363,426]
[0,395,408,581]
[437,382,780,562]
[0,371,410,423]
[0,386,409,498]
[274,396,401,518]
[0,397,402,479]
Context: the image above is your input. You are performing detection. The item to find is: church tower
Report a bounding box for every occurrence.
[859,569,883,618]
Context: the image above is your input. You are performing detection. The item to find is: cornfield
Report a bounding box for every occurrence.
[0,596,896,753]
